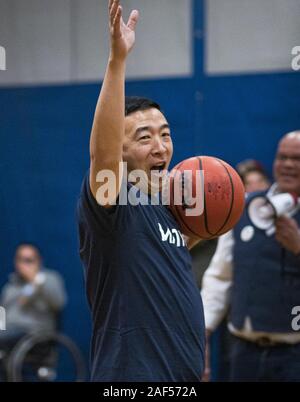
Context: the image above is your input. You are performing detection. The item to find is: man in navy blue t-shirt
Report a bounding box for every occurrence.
[77,0,205,382]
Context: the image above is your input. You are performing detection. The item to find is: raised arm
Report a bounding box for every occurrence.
[89,0,139,206]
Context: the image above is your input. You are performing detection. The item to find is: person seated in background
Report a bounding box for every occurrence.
[0,243,67,381]
[236,159,270,193]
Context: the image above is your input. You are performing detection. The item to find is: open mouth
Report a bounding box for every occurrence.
[150,163,167,172]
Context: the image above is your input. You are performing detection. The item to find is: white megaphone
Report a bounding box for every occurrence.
[248,192,300,232]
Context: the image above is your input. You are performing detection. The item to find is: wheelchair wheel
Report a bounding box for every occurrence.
[7,331,87,382]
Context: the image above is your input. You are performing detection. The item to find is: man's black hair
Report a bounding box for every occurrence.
[125,96,161,117]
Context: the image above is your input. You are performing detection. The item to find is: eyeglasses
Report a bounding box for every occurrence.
[16,257,37,264]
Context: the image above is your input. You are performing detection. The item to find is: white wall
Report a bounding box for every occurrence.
[205,0,300,75]
[2,0,299,85]
[0,0,192,86]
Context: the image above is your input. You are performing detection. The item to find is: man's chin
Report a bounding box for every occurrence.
[147,170,168,191]
[277,180,300,195]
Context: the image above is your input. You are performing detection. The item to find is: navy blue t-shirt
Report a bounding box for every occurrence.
[77,173,205,382]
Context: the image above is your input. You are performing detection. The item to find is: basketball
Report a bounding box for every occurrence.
[168,156,245,239]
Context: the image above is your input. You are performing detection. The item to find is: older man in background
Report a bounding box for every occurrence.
[202,131,300,381]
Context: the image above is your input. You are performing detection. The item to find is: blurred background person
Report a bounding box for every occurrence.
[236,159,271,193]
[192,159,271,291]
[0,243,67,381]
[198,158,271,381]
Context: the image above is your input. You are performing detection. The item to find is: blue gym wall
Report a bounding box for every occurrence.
[0,0,300,377]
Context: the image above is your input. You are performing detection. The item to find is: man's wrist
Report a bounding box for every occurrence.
[108,55,127,67]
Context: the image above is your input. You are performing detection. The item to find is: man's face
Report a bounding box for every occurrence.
[15,246,40,280]
[123,108,173,192]
[244,171,270,193]
[274,134,300,195]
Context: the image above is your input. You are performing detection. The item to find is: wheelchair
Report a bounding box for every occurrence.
[1,330,87,382]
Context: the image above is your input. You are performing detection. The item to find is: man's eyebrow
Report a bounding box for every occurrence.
[160,124,170,131]
[135,126,151,136]
[134,124,170,136]
[277,152,300,157]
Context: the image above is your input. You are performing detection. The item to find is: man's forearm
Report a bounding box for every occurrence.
[90,58,126,163]
[89,1,139,202]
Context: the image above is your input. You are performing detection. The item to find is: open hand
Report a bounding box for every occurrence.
[109,0,139,62]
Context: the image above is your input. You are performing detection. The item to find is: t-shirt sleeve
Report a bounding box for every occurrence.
[77,171,135,236]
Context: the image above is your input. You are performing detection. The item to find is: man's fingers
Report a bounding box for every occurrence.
[275,223,285,231]
[108,0,114,12]
[276,219,297,233]
[127,9,139,31]
[110,0,119,19]
[276,216,291,227]
[276,232,287,243]
[276,215,294,225]
[112,5,122,34]
[110,0,119,26]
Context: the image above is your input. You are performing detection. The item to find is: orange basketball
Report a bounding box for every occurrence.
[168,156,245,239]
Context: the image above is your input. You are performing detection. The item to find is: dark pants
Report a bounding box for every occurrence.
[230,335,300,382]
[0,329,26,381]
